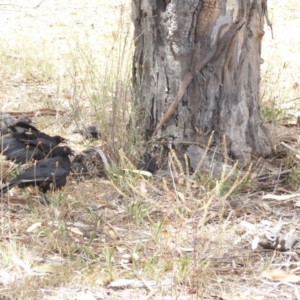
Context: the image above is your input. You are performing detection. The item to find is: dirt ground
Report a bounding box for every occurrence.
[0,0,132,114]
[0,1,299,299]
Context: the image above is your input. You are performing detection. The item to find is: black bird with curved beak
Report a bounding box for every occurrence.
[1,122,66,164]
[8,121,38,134]
[0,146,74,203]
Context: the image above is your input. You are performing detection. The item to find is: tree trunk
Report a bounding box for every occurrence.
[131,0,272,165]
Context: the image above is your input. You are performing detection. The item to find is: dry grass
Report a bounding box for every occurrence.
[261,1,300,123]
[0,0,299,299]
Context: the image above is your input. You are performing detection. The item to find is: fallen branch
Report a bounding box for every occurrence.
[4,109,68,117]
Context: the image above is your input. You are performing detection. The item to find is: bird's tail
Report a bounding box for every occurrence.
[0,182,17,195]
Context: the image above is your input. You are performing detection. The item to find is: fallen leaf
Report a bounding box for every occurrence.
[240,221,256,232]
[140,180,147,194]
[262,269,300,282]
[252,236,260,250]
[177,192,185,202]
[26,222,42,233]
[251,172,258,180]
[262,194,300,201]
[123,169,152,177]
[108,279,136,288]
[68,227,83,236]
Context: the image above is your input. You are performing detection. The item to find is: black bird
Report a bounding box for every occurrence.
[1,123,66,164]
[73,126,101,139]
[138,153,157,174]
[0,114,35,135]
[71,154,89,175]
[0,146,74,196]
[8,121,39,134]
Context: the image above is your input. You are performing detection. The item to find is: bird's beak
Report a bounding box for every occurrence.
[30,120,37,124]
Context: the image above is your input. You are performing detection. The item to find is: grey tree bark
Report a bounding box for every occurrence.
[131,0,272,165]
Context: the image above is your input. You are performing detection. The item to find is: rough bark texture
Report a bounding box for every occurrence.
[131,0,272,165]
